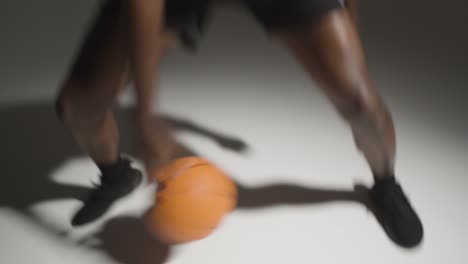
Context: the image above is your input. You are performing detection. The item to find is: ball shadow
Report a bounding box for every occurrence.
[78,216,171,264]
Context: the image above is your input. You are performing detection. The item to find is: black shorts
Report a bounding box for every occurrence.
[244,0,343,30]
[165,0,344,50]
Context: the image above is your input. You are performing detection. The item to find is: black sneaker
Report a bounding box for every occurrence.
[370,176,424,248]
[71,158,142,227]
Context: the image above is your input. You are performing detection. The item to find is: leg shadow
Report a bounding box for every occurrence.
[0,102,91,218]
[237,182,371,209]
[0,102,175,264]
[0,101,382,264]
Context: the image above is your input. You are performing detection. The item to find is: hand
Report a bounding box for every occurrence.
[137,117,178,182]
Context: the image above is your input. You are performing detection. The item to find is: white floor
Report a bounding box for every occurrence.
[1,1,468,264]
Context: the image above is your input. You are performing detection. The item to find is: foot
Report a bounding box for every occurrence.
[370,176,424,248]
[71,158,142,227]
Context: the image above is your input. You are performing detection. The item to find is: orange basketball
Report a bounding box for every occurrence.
[144,157,237,245]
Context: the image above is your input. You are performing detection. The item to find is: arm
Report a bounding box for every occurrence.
[345,0,359,27]
[127,0,176,177]
[127,0,165,122]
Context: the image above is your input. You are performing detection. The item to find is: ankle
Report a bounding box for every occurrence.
[96,155,129,177]
[373,173,395,183]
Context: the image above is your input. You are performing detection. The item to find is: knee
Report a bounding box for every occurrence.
[334,85,387,124]
[54,85,78,123]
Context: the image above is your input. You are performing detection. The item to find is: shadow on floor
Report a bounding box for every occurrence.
[78,216,171,264]
[0,101,379,264]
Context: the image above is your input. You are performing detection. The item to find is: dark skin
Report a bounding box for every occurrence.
[279,8,396,178]
[57,0,394,180]
[57,0,177,173]
[346,0,359,25]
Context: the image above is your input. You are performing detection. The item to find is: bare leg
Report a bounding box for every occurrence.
[56,0,129,164]
[55,0,175,226]
[279,9,395,178]
[277,9,423,248]
[57,0,176,168]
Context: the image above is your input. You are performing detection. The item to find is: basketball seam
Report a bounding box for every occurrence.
[168,162,211,182]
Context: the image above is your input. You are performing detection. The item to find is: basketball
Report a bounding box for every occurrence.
[144,157,237,244]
